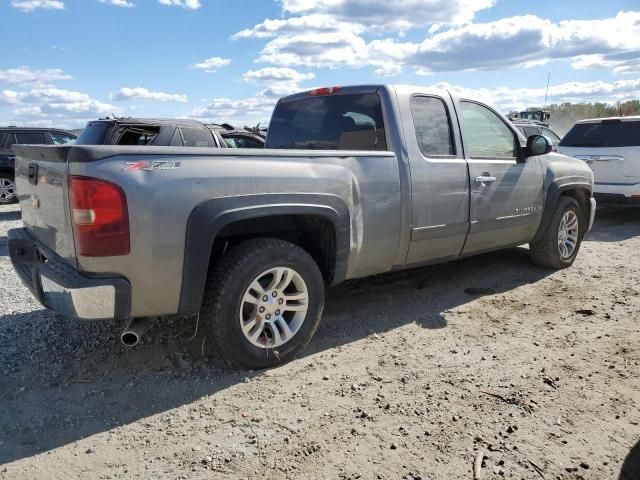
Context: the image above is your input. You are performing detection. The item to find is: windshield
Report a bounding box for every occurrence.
[559,120,640,147]
[266,93,387,151]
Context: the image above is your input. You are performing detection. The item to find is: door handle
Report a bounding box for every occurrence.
[474,175,496,184]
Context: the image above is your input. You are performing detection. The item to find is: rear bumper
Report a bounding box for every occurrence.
[8,228,131,321]
[594,182,640,206]
[594,193,640,207]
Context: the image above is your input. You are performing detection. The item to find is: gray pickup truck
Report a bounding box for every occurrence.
[8,85,595,368]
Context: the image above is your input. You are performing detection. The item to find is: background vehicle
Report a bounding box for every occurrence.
[511,119,562,152]
[77,118,264,148]
[9,85,595,369]
[207,123,265,148]
[558,116,640,206]
[0,127,76,204]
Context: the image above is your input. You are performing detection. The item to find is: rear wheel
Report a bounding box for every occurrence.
[530,196,584,269]
[200,238,324,369]
[0,173,16,204]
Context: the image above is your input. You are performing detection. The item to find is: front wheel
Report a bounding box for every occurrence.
[0,173,17,204]
[200,238,325,369]
[530,196,584,269]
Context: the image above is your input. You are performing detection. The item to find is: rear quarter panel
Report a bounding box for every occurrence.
[70,147,403,317]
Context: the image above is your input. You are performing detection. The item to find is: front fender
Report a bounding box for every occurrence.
[533,180,593,243]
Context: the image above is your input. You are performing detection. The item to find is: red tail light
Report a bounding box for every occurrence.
[69,176,130,257]
[309,86,341,96]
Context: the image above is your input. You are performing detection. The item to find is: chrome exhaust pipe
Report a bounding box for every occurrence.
[120,318,146,347]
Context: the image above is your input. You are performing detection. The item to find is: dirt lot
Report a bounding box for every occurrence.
[0,203,638,480]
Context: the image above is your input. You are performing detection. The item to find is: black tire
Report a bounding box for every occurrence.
[0,172,17,205]
[530,196,584,269]
[200,238,324,369]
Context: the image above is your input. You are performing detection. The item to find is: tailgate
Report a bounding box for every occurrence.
[13,145,77,265]
[559,146,640,184]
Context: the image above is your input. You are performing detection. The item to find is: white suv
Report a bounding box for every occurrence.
[559,116,640,206]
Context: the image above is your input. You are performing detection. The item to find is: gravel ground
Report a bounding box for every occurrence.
[0,203,638,480]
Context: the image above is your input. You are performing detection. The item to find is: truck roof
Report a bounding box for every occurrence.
[575,115,640,124]
[0,126,75,133]
[88,117,207,129]
[278,84,451,103]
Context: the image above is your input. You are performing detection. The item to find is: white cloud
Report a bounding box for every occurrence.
[11,0,64,11]
[99,0,135,7]
[158,0,201,9]
[242,67,315,85]
[1,87,117,128]
[237,10,640,76]
[112,87,188,102]
[192,66,316,124]
[233,14,364,40]
[433,78,640,112]
[192,56,232,72]
[0,66,72,86]
[571,50,640,76]
[190,84,305,124]
[278,0,496,31]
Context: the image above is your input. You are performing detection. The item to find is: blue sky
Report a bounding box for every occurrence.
[1,0,639,128]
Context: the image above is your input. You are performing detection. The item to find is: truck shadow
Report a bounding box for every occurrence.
[0,246,554,465]
[586,207,640,242]
[620,440,640,479]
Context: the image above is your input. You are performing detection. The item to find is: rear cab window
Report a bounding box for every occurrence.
[266,92,387,151]
[559,120,640,147]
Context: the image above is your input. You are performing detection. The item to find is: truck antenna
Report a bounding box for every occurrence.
[543,72,550,109]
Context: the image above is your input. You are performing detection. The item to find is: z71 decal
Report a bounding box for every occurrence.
[123,160,182,171]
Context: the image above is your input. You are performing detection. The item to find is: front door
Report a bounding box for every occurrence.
[457,100,544,255]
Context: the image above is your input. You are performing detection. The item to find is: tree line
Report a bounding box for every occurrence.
[525,100,640,136]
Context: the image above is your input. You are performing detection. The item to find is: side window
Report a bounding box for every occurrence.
[522,126,541,138]
[180,128,215,147]
[223,135,264,148]
[541,127,561,144]
[169,128,184,146]
[15,132,47,144]
[410,96,455,156]
[460,101,517,159]
[49,132,76,145]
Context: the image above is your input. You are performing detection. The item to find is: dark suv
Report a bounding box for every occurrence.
[0,127,76,204]
[76,118,265,149]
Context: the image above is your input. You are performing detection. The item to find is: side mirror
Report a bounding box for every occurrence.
[526,134,552,157]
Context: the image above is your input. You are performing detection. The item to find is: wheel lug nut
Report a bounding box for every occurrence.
[262,295,268,302]
[266,314,271,320]
[259,306,265,313]
[272,291,278,297]
[275,310,280,315]
[278,298,284,304]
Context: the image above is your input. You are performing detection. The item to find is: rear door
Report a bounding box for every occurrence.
[400,93,469,265]
[457,100,544,255]
[558,119,640,185]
